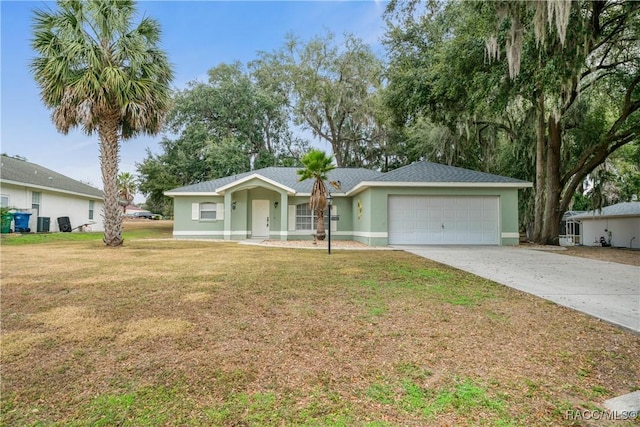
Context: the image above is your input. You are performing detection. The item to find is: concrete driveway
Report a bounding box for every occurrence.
[394,245,640,333]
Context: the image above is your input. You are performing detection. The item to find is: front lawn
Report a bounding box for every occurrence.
[1,227,638,426]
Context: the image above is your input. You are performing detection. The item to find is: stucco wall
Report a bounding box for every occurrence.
[580,217,640,248]
[171,185,522,246]
[173,195,225,238]
[1,183,104,232]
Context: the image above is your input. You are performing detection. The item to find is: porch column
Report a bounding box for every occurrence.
[224,192,232,240]
[280,192,288,241]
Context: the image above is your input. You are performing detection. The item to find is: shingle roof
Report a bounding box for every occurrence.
[166,167,383,194]
[372,161,529,183]
[572,202,640,219]
[0,155,103,198]
[165,161,530,195]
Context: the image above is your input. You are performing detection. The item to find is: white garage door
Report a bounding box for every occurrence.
[388,196,499,245]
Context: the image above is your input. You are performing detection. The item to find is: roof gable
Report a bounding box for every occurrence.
[0,155,103,198]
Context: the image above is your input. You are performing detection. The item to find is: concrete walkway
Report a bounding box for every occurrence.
[394,246,640,333]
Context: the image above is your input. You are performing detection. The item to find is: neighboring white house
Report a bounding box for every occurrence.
[0,155,104,232]
[572,202,640,248]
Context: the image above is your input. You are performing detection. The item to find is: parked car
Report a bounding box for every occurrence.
[132,211,153,219]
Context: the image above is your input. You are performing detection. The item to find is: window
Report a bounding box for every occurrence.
[89,200,94,220]
[1,194,8,208]
[296,204,313,230]
[191,202,224,221]
[200,203,217,220]
[32,192,41,217]
[295,203,329,231]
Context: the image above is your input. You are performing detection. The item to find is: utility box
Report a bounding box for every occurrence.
[37,217,51,232]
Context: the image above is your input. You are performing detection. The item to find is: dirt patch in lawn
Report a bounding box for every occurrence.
[561,246,640,266]
[524,243,640,266]
[4,239,637,426]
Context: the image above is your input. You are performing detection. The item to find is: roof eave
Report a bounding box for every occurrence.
[163,191,221,197]
[0,179,104,200]
[346,181,533,196]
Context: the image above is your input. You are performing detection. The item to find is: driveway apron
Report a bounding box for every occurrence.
[394,246,640,333]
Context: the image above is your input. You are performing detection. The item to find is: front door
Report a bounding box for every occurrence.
[251,199,270,238]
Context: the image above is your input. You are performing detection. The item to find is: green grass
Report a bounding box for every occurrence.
[0,221,172,245]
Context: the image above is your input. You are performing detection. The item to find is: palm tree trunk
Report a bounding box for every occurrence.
[99,113,124,247]
[315,209,326,241]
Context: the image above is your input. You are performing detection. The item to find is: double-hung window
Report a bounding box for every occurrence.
[191,202,224,221]
[200,203,217,220]
[88,201,95,220]
[295,203,329,231]
[32,192,41,217]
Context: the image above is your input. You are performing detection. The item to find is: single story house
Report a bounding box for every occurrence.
[165,161,531,246]
[571,202,640,248]
[0,155,104,232]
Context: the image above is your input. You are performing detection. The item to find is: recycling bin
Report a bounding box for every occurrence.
[1,213,13,233]
[13,212,32,233]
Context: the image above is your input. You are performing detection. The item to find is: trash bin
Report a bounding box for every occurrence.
[37,217,51,232]
[13,212,32,233]
[57,216,72,232]
[1,213,13,233]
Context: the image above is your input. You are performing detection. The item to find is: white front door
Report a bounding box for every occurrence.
[251,199,270,238]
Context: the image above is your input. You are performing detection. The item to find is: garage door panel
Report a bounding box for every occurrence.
[388,196,499,245]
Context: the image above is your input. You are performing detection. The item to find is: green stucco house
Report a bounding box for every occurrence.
[164,161,532,246]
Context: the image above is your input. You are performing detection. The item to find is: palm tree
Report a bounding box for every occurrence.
[31,0,173,246]
[117,172,137,213]
[297,149,335,241]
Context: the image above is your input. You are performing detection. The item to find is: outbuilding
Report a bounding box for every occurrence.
[572,202,640,248]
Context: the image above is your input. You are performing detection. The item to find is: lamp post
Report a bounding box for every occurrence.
[326,192,333,255]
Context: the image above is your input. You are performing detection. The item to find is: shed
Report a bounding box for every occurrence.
[572,202,640,248]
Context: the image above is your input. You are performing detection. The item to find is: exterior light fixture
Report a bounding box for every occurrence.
[274,201,279,208]
[231,201,237,210]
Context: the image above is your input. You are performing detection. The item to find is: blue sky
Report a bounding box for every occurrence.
[1,0,387,199]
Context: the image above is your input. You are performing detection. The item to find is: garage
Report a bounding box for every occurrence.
[388,195,499,245]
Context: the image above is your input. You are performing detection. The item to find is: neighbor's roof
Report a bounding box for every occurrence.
[572,202,640,219]
[165,161,531,196]
[0,155,103,199]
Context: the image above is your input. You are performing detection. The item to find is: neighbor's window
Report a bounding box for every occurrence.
[1,194,8,208]
[200,203,217,220]
[32,192,41,216]
[88,200,95,220]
